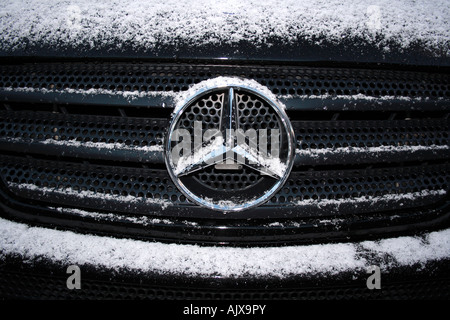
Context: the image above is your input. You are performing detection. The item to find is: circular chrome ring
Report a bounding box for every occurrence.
[165,77,295,212]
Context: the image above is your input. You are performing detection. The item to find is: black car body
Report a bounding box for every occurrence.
[0,1,449,300]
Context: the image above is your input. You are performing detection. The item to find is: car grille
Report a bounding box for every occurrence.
[1,255,449,300]
[0,62,448,100]
[0,61,449,245]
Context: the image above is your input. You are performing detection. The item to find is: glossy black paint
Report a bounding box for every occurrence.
[1,36,449,68]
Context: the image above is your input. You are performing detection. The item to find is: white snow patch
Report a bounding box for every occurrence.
[4,137,164,153]
[52,207,200,227]
[52,207,175,225]
[173,136,225,176]
[296,144,449,158]
[360,231,450,268]
[0,217,448,277]
[231,143,288,178]
[294,189,446,207]
[266,218,345,228]
[1,87,176,101]
[9,182,172,210]
[40,138,164,153]
[0,1,448,55]
[279,93,434,101]
[201,196,259,209]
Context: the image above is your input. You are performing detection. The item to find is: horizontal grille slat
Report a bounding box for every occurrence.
[0,63,449,99]
[1,154,447,219]
[1,63,449,111]
[292,119,449,165]
[1,109,448,165]
[0,109,166,163]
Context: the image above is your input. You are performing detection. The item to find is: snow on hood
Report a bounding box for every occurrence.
[0,0,448,57]
[0,217,449,278]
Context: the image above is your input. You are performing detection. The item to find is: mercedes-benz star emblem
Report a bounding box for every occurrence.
[165,78,295,212]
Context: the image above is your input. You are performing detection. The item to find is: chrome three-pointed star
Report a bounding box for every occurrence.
[175,88,286,179]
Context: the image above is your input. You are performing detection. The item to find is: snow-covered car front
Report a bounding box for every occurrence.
[0,0,449,300]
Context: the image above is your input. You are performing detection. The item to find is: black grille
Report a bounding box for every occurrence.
[0,61,449,245]
[178,91,225,129]
[196,166,263,191]
[0,109,166,163]
[3,268,449,300]
[1,154,448,216]
[0,63,449,100]
[0,109,165,148]
[1,256,449,300]
[1,109,448,167]
[295,120,448,150]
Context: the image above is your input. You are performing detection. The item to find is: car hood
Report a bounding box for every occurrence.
[0,0,449,67]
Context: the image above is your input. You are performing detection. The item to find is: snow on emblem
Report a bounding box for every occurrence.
[165,78,295,212]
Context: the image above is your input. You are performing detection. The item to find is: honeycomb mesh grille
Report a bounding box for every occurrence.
[2,110,447,167]
[294,119,449,151]
[272,164,449,206]
[0,110,165,148]
[174,89,283,192]
[2,269,449,300]
[236,92,280,132]
[1,257,449,300]
[178,92,224,131]
[0,63,449,100]
[0,155,187,210]
[194,166,263,191]
[1,155,447,216]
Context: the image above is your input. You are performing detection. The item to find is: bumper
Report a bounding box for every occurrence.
[1,217,449,300]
